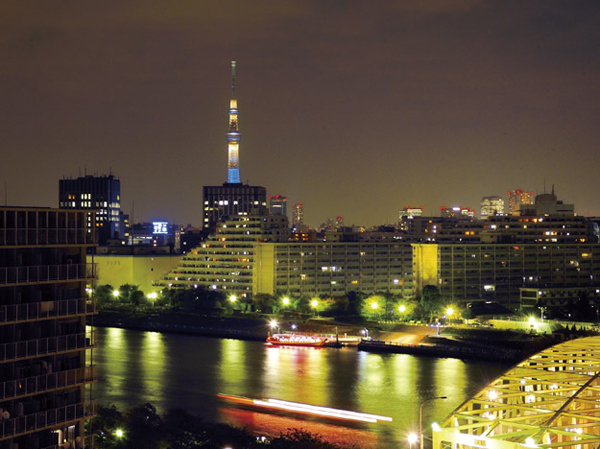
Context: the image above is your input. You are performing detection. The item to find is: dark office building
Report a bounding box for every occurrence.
[202,183,267,233]
[59,174,124,245]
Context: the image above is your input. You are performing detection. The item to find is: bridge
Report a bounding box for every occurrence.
[433,336,600,449]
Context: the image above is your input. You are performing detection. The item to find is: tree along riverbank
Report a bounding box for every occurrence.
[89,305,580,362]
[92,402,357,449]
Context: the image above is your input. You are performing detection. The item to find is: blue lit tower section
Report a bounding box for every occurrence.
[227,60,241,184]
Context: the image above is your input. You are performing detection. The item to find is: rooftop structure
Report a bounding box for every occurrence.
[269,195,288,217]
[434,336,600,449]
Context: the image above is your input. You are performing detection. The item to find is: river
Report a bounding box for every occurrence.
[90,327,510,448]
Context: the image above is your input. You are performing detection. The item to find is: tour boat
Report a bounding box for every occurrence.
[266,333,328,347]
[217,393,392,423]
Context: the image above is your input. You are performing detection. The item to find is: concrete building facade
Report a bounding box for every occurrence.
[0,207,97,449]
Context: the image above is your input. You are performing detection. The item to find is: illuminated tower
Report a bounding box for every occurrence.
[202,61,267,232]
[227,60,241,184]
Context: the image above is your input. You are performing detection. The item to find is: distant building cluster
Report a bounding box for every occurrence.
[43,62,600,320]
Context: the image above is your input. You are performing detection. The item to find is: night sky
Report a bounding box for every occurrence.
[2,1,600,228]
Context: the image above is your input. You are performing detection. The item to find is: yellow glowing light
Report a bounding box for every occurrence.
[115,429,124,438]
[282,297,290,306]
[229,295,237,303]
[528,316,536,324]
[269,319,278,329]
[408,433,418,444]
[446,307,454,317]
[370,301,378,310]
[112,290,120,298]
[147,292,158,300]
[398,305,406,313]
[311,299,319,308]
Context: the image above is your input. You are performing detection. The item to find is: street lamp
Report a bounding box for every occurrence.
[269,319,279,335]
[112,289,120,299]
[419,396,447,449]
[282,296,290,306]
[445,307,454,325]
[408,432,418,449]
[399,304,406,322]
[229,294,237,303]
[147,292,158,307]
[311,299,319,316]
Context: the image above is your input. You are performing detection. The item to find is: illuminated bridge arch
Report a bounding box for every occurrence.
[433,336,600,449]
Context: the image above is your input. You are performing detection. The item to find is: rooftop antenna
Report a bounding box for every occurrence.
[543,177,546,194]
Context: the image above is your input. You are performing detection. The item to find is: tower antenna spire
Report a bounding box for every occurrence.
[231,60,237,99]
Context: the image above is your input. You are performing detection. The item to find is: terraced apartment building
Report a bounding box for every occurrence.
[159,212,600,313]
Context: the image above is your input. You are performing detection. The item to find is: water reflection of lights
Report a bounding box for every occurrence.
[220,406,380,449]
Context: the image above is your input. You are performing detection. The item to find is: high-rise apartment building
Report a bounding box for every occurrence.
[399,207,424,221]
[507,189,534,215]
[440,206,475,219]
[0,207,97,448]
[292,203,305,231]
[399,206,424,231]
[480,196,504,218]
[202,61,267,232]
[59,174,124,245]
[203,185,267,232]
[269,195,288,217]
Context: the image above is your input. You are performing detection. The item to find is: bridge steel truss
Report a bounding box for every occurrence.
[433,336,600,449]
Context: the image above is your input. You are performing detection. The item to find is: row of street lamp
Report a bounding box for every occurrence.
[104,289,459,322]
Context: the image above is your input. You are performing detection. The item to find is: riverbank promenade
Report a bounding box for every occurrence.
[91,306,581,363]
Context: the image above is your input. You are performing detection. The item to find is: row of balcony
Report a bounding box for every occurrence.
[0,332,94,363]
[0,400,96,441]
[0,230,95,246]
[0,366,96,401]
[40,435,93,449]
[0,298,97,325]
[0,264,96,286]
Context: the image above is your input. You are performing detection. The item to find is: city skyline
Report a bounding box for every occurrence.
[2,1,600,227]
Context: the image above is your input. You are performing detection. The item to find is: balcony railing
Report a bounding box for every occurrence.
[0,298,97,324]
[0,264,96,286]
[0,366,97,401]
[0,331,95,363]
[40,434,94,449]
[0,400,96,441]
